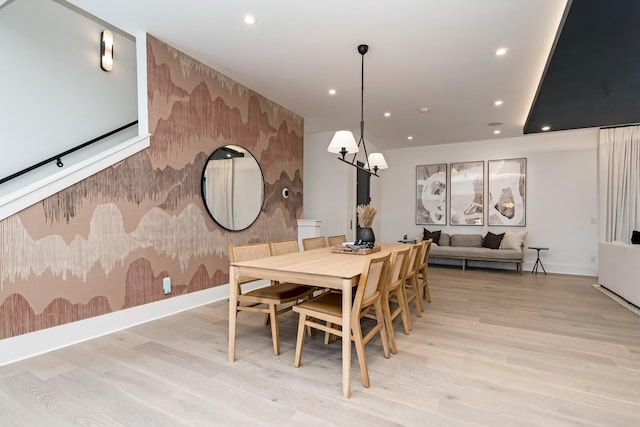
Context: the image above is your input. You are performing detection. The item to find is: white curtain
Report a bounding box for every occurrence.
[598,125,640,242]
[205,159,234,229]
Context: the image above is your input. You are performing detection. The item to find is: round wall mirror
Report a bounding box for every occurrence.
[201,145,264,231]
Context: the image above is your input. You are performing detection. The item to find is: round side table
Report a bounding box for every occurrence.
[528,246,548,275]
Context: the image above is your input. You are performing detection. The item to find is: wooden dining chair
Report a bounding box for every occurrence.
[293,253,391,388]
[405,241,426,317]
[229,242,315,356]
[417,239,433,303]
[381,246,412,354]
[327,234,347,246]
[301,236,327,251]
[269,239,300,256]
[269,239,323,335]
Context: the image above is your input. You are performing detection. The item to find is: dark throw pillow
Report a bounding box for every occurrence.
[632,230,640,244]
[482,232,505,249]
[423,228,441,245]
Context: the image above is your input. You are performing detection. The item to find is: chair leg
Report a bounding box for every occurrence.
[269,305,280,356]
[396,288,412,334]
[294,313,307,367]
[381,294,397,354]
[423,279,431,303]
[373,300,390,359]
[420,270,432,303]
[409,276,423,317]
[351,321,370,388]
[324,322,333,344]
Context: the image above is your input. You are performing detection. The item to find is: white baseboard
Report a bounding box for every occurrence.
[429,259,598,276]
[0,280,271,367]
[523,262,598,276]
[0,281,257,366]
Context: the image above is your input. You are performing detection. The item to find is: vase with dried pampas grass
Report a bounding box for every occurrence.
[357,204,377,244]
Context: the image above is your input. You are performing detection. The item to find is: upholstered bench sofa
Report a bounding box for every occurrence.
[416,229,527,273]
[599,241,640,307]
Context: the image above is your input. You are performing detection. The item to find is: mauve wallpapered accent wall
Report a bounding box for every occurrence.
[0,35,303,340]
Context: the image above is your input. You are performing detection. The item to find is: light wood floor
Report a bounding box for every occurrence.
[1,267,639,426]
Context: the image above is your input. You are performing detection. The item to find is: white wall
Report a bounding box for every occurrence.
[0,0,138,178]
[0,0,149,222]
[381,128,599,275]
[303,131,384,241]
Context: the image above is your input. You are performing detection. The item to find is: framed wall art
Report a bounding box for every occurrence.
[416,164,447,225]
[488,158,526,226]
[450,161,484,225]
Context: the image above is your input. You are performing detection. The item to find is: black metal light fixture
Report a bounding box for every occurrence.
[327,44,388,177]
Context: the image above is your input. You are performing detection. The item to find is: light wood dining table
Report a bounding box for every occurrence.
[228,242,405,398]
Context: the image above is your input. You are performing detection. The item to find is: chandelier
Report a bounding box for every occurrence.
[327,44,388,176]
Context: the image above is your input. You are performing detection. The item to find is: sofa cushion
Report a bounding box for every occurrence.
[423,228,441,245]
[430,246,523,260]
[500,230,527,250]
[439,233,450,246]
[482,232,504,249]
[451,234,483,248]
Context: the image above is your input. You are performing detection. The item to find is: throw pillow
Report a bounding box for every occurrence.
[423,228,441,245]
[632,230,640,244]
[500,229,528,250]
[482,232,504,249]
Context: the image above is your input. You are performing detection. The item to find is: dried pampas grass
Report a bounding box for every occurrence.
[357,204,377,228]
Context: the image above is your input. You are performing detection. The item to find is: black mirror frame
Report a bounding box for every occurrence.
[200,145,265,232]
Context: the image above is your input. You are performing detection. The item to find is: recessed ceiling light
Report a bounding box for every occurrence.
[418,107,429,113]
[494,100,503,106]
[495,47,508,56]
[407,136,414,140]
[244,14,257,25]
[328,89,336,95]
[494,130,501,135]
[541,125,551,131]
[384,112,391,117]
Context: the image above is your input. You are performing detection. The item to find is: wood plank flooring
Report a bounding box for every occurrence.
[1,267,639,426]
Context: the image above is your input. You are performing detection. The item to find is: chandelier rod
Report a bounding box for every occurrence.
[348,44,373,173]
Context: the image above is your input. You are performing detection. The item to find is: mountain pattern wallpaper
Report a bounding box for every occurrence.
[0,35,304,340]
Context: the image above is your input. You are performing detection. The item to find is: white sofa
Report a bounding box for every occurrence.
[599,241,640,307]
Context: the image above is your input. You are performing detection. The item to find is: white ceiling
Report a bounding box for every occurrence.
[68,0,568,150]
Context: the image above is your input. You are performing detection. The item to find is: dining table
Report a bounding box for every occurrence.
[228,242,406,398]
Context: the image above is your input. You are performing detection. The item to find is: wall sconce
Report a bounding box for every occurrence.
[100,30,113,71]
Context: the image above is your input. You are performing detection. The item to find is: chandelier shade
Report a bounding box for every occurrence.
[327,130,359,158]
[367,152,388,173]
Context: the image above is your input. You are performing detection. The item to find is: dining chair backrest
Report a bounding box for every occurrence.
[382,246,413,354]
[420,239,432,268]
[388,246,411,292]
[302,236,327,251]
[327,235,347,246]
[229,242,271,263]
[229,242,271,287]
[269,239,299,256]
[407,242,422,276]
[353,253,390,313]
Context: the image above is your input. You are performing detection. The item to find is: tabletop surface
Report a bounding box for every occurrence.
[528,246,549,250]
[231,242,406,279]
